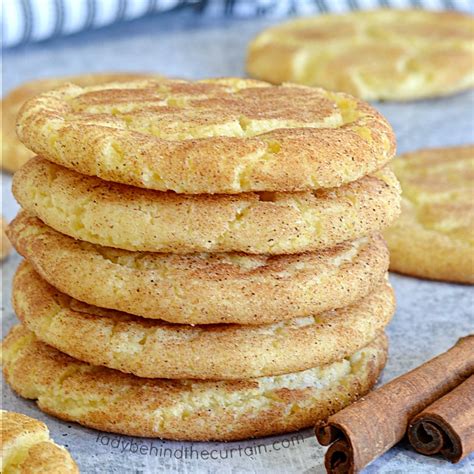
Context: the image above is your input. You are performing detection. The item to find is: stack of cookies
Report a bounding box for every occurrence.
[4,78,400,441]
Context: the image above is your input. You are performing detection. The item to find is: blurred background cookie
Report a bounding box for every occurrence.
[1,410,78,473]
[384,145,474,284]
[1,73,159,173]
[247,9,474,101]
[1,216,12,261]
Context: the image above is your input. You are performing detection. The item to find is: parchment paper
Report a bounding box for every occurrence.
[2,10,474,473]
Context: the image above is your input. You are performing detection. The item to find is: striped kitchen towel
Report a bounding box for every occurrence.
[2,0,472,48]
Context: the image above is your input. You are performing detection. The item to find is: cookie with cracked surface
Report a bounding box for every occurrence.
[12,261,394,379]
[247,9,474,101]
[2,325,387,441]
[16,78,395,193]
[1,410,78,473]
[9,212,390,324]
[1,73,160,173]
[12,157,401,255]
[385,145,474,284]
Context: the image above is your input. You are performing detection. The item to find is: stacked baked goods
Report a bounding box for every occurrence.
[4,78,401,441]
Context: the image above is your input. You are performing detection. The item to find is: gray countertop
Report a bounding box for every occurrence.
[2,10,474,473]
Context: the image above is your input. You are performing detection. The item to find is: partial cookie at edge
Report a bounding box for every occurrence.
[1,410,78,473]
[1,216,12,260]
[384,145,474,283]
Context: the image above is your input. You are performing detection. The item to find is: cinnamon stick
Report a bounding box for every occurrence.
[408,375,474,463]
[315,335,474,473]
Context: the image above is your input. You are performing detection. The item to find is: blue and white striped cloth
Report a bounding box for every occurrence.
[2,0,472,48]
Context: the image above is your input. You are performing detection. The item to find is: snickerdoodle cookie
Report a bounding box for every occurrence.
[12,157,401,255]
[385,145,473,283]
[1,410,78,473]
[247,10,474,101]
[16,78,395,193]
[2,325,387,441]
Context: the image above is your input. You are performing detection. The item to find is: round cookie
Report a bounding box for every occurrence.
[247,10,474,101]
[16,78,395,194]
[2,325,387,441]
[384,146,474,284]
[1,410,78,473]
[9,212,390,325]
[13,261,394,380]
[1,73,160,173]
[12,157,401,255]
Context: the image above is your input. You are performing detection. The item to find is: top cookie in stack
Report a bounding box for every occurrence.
[15,78,395,194]
[5,78,400,441]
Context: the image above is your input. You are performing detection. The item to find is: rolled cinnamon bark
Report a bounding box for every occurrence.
[315,335,474,474]
[408,375,474,463]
